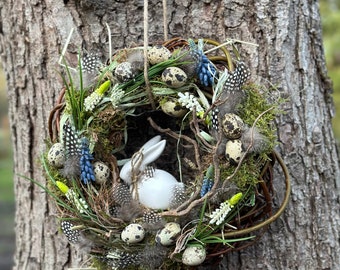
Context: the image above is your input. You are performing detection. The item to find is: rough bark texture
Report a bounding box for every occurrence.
[0,0,339,269]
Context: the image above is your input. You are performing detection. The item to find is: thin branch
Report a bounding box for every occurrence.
[162,0,168,41]
[143,0,156,109]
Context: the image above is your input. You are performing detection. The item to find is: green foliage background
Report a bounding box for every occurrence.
[321,0,340,140]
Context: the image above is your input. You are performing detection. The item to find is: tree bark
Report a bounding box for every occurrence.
[0,0,339,269]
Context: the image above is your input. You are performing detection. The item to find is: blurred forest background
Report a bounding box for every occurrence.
[0,1,339,269]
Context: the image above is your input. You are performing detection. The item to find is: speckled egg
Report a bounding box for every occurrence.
[47,143,65,168]
[222,113,244,139]
[182,245,206,266]
[155,222,181,246]
[160,98,188,117]
[161,67,187,88]
[93,161,110,184]
[225,139,245,164]
[148,45,172,65]
[115,62,137,82]
[121,223,145,244]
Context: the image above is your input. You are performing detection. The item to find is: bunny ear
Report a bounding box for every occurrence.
[141,135,161,151]
[119,136,166,185]
[141,139,166,168]
[119,151,143,184]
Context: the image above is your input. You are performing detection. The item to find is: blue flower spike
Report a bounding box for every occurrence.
[80,137,95,184]
[200,165,214,197]
[188,39,216,87]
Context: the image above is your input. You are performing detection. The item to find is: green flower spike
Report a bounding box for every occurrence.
[209,192,242,226]
[84,80,111,111]
[56,181,89,214]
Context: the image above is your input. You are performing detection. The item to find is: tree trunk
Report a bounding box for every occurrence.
[0,0,339,269]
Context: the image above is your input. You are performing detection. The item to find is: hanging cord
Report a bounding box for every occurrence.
[162,0,168,41]
[143,0,156,109]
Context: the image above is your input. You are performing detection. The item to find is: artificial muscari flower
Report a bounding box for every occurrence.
[56,181,89,214]
[209,192,243,226]
[84,80,111,111]
[188,39,216,87]
[79,137,95,184]
[110,85,125,108]
[200,165,214,197]
[200,178,214,197]
[178,92,205,118]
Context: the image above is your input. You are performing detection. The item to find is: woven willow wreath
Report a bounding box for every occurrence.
[43,37,290,269]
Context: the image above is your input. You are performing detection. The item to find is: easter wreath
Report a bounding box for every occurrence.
[42,37,290,269]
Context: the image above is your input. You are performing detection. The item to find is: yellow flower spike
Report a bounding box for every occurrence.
[229,192,243,206]
[56,181,69,194]
[95,80,111,95]
[197,111,205,119]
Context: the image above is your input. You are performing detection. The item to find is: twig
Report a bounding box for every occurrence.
[143,0,156,109]
[190,110,214,151]
[106,23,112,64]
[147,117,202,171]
[162,0,168,41]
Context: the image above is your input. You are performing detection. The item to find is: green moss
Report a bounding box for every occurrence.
[87,107,126,158]
[221,157,263,190]
[239,84,284,153]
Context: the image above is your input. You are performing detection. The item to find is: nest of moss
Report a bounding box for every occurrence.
[43,37,290,269]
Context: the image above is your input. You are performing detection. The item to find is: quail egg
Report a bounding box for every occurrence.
[115,61,138,82]
[225,139,245,164]
[155,222,181,246]
[182,245,206,266]
[93,161,111,184]
[161,67,187,88]
[148,45,172,65]
[47,143,65,168]
[121,223,145,244]
[222,113,244,139]
[160,98,188,117]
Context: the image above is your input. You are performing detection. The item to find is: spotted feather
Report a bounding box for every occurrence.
[213,62,250,130]
[63,123,81,157]
[60,220,80,244]
[81,53,101,73]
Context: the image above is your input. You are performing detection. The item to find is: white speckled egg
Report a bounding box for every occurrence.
[121,223,145,244]
[225,139,245,164]
[222,113,244,139]
[155,222,181,246]
[47,143,65,168]
[160,98,188,117]
[148,45,172,65]
[115,62,137,82]
[93,161,111,184]
[182,245,206,266]
[161,67,187,88]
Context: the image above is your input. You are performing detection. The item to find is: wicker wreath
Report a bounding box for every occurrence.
[43,37,290,269]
